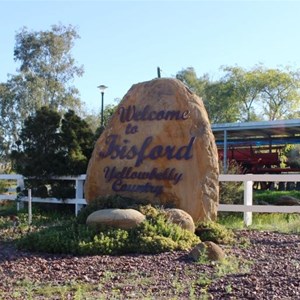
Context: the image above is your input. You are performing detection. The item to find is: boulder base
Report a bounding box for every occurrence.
[86,208,146,230]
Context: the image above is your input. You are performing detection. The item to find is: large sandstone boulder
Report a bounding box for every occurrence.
[86,208,146,230]
[84,78,219,222]
[164,208,195,232]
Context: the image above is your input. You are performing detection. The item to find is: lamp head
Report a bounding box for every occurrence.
[97,85,108,92]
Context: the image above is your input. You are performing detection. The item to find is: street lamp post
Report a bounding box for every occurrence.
[97,84,108,128]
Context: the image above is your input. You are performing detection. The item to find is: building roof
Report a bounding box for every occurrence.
[211,119,300,147]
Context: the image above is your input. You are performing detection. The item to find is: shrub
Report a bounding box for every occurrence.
[17,205,200,255]
[285,144,300,168]
[0,201,17,217]
[17,221,97,254]
[195,221,235,244]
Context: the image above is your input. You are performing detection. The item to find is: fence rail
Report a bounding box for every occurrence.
[218,174,300,225]
[1,173,299,225]
[0,174,25,201]
[0,174,86,215]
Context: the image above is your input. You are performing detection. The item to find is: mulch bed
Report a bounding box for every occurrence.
[0,230,300,299]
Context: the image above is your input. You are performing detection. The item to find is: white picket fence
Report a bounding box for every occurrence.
[1,173,300,226]
[0,174,25,200]
[0,174,86,215]
[219,174,300,225]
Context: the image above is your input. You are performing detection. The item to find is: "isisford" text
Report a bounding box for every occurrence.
[99,135,195,167]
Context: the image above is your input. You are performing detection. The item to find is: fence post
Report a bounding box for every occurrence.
[75,178,84,216]
[28,189,32,225]
[17,176,25,190]
[17,175,25,210]
[243,178,253,226]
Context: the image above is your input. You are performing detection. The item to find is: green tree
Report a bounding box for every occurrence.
[11,107,64,178]
[11,107,94,178]
[0,83,18,160]
[176,65,300,123]
[176,67,240,123]
[94,103,118,138]
[61,110,94,175]
[83,104,117,135]
[0,24,84,157]
[218,65,300,121]
[13,24,83,111]
[176,67,208,96]
[258,66,300,120]
[203,80,241,123]
[221,66,263,121]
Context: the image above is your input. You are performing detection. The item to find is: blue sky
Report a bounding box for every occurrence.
[1,1,300,113]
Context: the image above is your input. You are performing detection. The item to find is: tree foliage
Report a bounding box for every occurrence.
[259,67,300,120]
[0,24,84,159]
[221,66,263,121]
[203,80,240,123]
[61,110,94,175]
[176,65,300,123]
[0,83,17,159]
[176,67,208,96]
[11,107,94,178]
[13,24,83,111]
[83,103,118,140]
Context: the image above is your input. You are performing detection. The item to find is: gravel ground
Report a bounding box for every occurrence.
[0,230,300,299]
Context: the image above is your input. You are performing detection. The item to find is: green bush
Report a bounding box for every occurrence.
[17,205,200,255]
[17,221,97,254]
[195,221,235,244]
[0,201,17,217]
[285,144,300,168]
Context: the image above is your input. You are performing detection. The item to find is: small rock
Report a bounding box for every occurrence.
[86,208,146,230]
[189,241,225,261]
[164,208,195,232]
